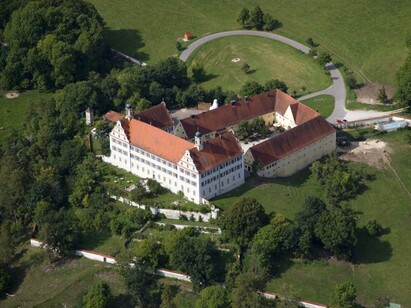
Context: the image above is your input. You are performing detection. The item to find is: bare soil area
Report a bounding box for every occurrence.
[354,83,395,105]
[5,91,20,99]
[338,139,391,169]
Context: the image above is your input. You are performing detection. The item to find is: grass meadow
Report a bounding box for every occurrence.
[301,95,335,118]
[213,129,411,306]
[0,91,54,144]
[186,36,331,95]
[88,0,411,85]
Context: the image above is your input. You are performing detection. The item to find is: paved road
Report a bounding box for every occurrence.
[179,30,347,124]
[179,30,400,124]
[298,63,347,123]
[179,30,309,61]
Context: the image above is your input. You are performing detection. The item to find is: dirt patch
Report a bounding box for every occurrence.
[354,83,395,105]
[5,91,19,99]
[339,139,391,169]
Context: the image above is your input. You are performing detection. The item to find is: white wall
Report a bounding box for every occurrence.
[111,195,219,222]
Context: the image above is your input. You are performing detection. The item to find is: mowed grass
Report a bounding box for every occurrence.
[0,91,54,144]
[213,129,411,306]
[87,0,411,85]
[346,100,402,112]
[2,248,126,308]
[301,95,335,118]
[187,36,331,95]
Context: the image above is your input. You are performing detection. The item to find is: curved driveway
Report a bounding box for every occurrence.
[178,30,345,124]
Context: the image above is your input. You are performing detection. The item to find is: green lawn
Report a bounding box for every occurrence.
[346,100,402,112]
[102,162,207,212]
[88,0,411,85]
[214,129,411,306]
[301,95,335,118]
[78,231,126,256]
[0,91,54,143]
[2,247,127,308]
[187,36,331,95]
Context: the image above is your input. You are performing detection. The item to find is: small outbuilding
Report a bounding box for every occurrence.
[183,32,192,41]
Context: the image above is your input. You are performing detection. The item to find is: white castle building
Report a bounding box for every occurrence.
[104,90,336,204]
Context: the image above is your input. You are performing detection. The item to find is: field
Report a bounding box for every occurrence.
[88,0,411,85]
[301,95,335,118]
[0,91,54,143]
[346,100,402,112]
[186,36,331,95]
[213,129,411,306]
[2,248,127,307]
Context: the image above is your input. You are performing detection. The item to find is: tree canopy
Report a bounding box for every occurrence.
[0,0,109,90]
[222,197,269,250]
[394,51,411,109]
[83,281,112,308]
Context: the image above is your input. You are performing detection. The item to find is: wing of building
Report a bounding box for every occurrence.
[107,116,244,204]
[104,102,174,132]
[104,90,335,204]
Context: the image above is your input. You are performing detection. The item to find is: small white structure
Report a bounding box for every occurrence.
[375,120,407,132]
[85,107,93,125]
[209,99,218,110]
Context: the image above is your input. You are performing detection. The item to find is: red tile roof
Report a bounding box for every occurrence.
[250,116,335,165]
[121,119,194,164]
[135,102,173,130]
[189,131,243,172]
[104,110,123,122]
[180,90,279,138]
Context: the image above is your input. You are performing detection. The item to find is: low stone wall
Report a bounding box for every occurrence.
[111,195,219,222]
[155,222,222,234]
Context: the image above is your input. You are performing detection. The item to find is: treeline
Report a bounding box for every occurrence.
[0,0,110,90]
[237,6,281,31]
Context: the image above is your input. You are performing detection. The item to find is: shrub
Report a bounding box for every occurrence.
[366,220,383,237]
[179,214,188,221]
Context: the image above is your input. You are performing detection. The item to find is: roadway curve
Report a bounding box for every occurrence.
[179,31,405,123]
[178,30,346,124]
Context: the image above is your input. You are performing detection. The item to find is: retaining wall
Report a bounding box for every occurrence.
[111,195,219,222]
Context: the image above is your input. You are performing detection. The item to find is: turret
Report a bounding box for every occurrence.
[125,103,133,119]
[195,128,203,151]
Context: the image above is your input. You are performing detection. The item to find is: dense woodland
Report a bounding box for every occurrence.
[0,0,410,307]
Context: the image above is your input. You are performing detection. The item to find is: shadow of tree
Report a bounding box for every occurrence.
[353,227,392,264]
[200,73,219,83]
[104,28,150,62]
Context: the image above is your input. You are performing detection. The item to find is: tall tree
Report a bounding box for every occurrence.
[251,6,265,30]
[330,282,357,308]
[231,272,273,308]
[315,207,357,260]
[237,8,250,28]
[394,51,411,109]
[222,198,268,267]
[377,86,388,104]
[170,235,220,291]
[83,281,112,308]
[121,264,161,308]
[195,285,230,308]
[240,81,264,97]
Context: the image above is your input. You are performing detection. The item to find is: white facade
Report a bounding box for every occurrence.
[108,121,244,204]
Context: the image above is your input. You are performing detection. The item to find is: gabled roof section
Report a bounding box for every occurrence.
[180,90,280,138]
[135,102,174,130]
[189,131,243,172]
[120,118,194,164]
[250,116,335,166]
[105,110,123,122]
